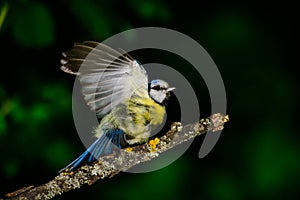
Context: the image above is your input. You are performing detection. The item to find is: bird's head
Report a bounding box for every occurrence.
[149,79,175,104]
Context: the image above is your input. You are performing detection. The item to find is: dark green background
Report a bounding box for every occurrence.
[0,0,299,199]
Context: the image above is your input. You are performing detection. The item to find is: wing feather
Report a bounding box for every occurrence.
[61,41,148,117]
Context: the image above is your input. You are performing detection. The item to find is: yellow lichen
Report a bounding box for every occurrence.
[60,171,74,176]
[224,115,230,122]
[125,147,133,152]
[149,138,160,152]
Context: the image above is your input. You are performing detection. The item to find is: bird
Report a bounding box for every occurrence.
[59,41,175,172]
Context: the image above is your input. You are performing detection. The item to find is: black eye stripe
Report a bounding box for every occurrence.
[152,86,168,91]
[152,85,161,90]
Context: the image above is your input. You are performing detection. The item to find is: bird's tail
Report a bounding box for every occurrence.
[58,129,125,173]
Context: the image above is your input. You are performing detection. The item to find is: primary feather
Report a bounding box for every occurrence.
[61,41,149,118]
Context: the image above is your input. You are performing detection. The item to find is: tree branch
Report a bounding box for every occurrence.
[2,113,229,200]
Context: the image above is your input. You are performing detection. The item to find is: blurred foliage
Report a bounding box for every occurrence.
[68,0,113,39]
[11,2,55,48]
[110,161,185,200]
[246,124,300,195]
[0,0,299,200]
[127,0,172,22]
[0,2,9,30]
[207,172,243,200]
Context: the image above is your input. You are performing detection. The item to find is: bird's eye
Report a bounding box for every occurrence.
[152,85,161,90]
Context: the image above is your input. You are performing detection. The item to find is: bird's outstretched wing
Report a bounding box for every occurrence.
[61,41,148,118]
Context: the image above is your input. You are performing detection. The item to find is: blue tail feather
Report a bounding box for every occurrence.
[59,129,125,173]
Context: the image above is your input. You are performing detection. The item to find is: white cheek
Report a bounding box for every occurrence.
[149,90,155,98]
[150,90,165,103]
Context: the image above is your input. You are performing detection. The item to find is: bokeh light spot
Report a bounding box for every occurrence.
[12,2,55,48]
[208,173,242,200]
[2,159,20,179]
[0,115,7,136]
[0,2,9,30]
[127,0,172,21]
[69,0,112,39]
[44,140,75,169]
[246,124,300,195]
[30,103,51,123]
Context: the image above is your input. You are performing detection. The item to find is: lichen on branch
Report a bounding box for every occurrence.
[3,113,229,200]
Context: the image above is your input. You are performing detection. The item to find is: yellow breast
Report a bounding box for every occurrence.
[96,95,166,140]
[128,97,165,126]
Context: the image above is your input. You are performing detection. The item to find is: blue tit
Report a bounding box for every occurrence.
[59,41,175,172]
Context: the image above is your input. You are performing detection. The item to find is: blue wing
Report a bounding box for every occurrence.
[59,129,125,173]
